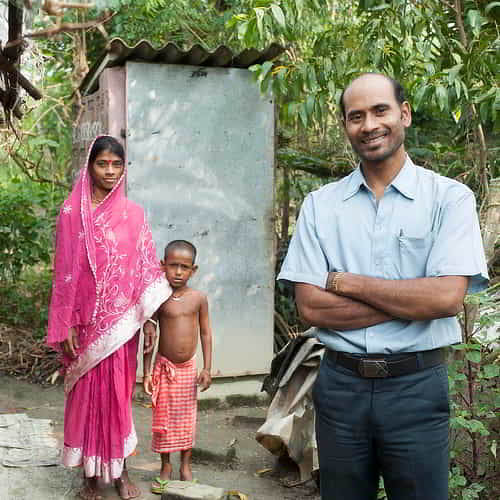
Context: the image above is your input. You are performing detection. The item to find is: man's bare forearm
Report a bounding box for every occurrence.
[330,273,468,321]
[295,283,394,331]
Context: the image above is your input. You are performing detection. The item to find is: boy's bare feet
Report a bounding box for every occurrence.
[114,469,141,500]
[180,449,193,481]
[151,459,172,494]
[79,476,102,500]
[179,463,193,481]
[159,462,172,481]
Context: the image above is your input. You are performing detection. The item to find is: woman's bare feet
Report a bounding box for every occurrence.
[79,476,102,500]
[114,469,141,500]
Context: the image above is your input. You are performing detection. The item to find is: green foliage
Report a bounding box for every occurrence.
[358,287,500,500]
[0,267,53,340]
[448,287,500,499]
[0,178,62,282]
[1,21,74,186]
[239,0,348,130]
[274,281,298,331]
[237,0,499,198]
[0,177,63,337]
[88,0,235,55]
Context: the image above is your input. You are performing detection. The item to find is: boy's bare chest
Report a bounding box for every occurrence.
[159,299,199,318]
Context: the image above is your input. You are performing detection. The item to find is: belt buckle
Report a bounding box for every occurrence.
[358,359,389,378]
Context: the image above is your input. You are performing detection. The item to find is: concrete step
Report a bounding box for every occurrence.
[160,480,225,500]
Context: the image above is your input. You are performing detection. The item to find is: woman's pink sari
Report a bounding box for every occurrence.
[47,136,170,481]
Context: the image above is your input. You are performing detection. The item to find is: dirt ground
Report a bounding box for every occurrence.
[0,375,320,500]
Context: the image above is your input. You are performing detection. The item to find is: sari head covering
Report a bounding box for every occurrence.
[47,135,171,393]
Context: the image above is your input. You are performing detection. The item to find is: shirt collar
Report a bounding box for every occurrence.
[342,167,368,201]
[342,155,417,201]
[389,155,416,200]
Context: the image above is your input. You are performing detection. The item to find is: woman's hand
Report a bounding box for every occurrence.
[62,327,79,358]
[143,320,157,354]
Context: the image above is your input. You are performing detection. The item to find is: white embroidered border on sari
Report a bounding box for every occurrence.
[62,426,138,483]
[64,276,170,394]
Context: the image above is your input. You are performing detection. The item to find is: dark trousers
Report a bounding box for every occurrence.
[312,353,450,500]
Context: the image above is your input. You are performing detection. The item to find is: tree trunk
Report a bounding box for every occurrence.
[3,0,24,118]
[280,164,290,245]
[481,178,500,266]
[453,0,489,199]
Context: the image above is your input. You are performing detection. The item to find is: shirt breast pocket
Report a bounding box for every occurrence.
[398,232,433,278]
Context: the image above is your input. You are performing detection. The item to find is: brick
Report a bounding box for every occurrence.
[161,480,226,500]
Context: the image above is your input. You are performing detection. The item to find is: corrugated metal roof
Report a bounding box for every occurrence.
[80,38,285,95]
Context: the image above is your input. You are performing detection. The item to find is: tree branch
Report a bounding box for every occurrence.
[453,0,489,201]
[0,55,43,100]
[4,12,114,45]
[25,13,114,40]
[9,149,70,189]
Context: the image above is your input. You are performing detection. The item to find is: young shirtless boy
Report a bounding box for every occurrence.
[143,240,212,493]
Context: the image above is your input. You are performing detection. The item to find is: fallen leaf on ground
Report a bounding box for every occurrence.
[255,468,273,477]
[227,491,248,500]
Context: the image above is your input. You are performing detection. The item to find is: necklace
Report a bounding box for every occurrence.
[91,191,105,205]
[171,291,187,301]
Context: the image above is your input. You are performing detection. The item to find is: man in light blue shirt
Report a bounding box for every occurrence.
[278,73,488,500]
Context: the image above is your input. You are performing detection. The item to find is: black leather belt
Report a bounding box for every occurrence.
[325,348,445,378]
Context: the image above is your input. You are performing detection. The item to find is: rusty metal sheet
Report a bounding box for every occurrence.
[72,67,126,180]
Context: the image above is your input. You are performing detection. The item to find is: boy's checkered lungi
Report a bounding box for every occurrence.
[151,354,198,453]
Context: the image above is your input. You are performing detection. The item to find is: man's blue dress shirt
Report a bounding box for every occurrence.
[278,156,489,354]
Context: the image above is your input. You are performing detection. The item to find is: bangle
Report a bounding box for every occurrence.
[326,272,344,293]
[145,318,157,327]
[144,373,152,378]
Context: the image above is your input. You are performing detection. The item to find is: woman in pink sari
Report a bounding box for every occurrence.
[47,136,171,499]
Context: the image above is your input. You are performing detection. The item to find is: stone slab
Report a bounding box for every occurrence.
[160,480,225,500]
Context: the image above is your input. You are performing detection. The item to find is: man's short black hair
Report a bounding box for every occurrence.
[164,240,197,264]
[339,73,407,120]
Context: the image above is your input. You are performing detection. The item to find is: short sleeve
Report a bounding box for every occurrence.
[277,194,329,288]
[427,190,489,293]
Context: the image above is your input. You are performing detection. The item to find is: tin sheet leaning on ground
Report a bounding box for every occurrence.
[0,413,60,467]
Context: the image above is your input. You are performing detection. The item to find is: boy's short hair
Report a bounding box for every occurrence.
[164,240,197,264]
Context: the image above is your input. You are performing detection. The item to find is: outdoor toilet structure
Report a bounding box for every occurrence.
[73,39,283,397]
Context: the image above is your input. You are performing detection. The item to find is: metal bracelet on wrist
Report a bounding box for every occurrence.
[327,272,343,293]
